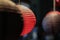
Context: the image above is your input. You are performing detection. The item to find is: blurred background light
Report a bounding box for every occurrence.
[21,2,30,8]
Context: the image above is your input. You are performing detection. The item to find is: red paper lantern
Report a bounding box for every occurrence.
[16,5,36,36]
[42,11,60,34]
[56,0,60,6]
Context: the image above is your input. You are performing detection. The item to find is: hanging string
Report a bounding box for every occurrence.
[53,0,56,11]
[19,0,20,4]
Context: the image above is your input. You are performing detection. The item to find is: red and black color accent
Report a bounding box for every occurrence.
[16,5,36,36]
[0,3,36,40]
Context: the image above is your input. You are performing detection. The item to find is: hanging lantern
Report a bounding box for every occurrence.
[56,0,60,7]
[16,5,36,36]
[0,0,36,40]
[0,0,24,40]
[42,11,60,34]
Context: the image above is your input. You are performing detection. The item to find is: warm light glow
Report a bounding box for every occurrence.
[56,0,60,6]
[56,0,59,2]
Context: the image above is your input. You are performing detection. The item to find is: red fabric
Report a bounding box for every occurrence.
[16,5,36,36]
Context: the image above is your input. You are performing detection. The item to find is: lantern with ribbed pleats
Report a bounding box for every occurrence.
[16,5,36,36]
[0,0,23,40]
[42,11,60,34]
[0,0,36,40]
